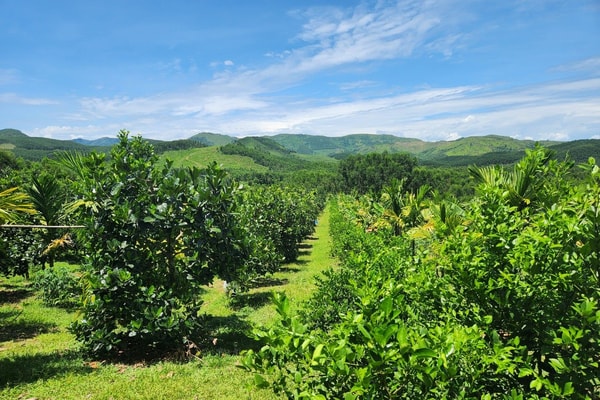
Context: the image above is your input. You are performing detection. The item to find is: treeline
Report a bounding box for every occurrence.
[222,143,476,200]
[220,137,306,171]
[149,138,206,153]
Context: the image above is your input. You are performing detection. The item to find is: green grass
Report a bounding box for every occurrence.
[0,206,335,399]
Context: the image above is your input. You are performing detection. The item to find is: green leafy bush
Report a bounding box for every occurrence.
[69,131,247,358]
[32,264,81,308]
[0,227,40,277]
[243,149,600,399]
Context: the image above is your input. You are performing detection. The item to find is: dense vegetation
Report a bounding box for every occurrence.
[242,147,600,399]
[1,128,600,398]
[338,151,418,194]
[50,131,319,358]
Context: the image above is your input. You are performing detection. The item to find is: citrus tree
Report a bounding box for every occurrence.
[70,131,246,358]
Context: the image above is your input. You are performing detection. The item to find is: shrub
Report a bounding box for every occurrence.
[32,264,81,308]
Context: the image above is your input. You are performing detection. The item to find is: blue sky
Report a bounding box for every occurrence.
[1,0,599,142]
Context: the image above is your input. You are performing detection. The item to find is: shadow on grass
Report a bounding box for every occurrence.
[249,276,289,289]
[0,288,33,305]
[228,291,274,310]
[0,310,58,342]
[200,314,263,355]
[293,257,310,266]
[279,266,301,273]
[298,242,313,250]
[0,349,90,387]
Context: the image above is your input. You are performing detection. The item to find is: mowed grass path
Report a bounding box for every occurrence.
[0,205,335,400]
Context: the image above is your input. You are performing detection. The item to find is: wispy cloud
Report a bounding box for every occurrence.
[554,57,600,75]
[15,0,599,142]
[0,69,20,85]
[284,0,460,74]
[0,92,58,105]
[76,1,461,122]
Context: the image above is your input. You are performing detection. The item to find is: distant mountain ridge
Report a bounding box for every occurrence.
[0,128,91,160]
[189,132,235,146]
[1,128,598,166]
[73,137,119,146]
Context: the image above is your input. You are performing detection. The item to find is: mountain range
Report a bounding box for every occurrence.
[1,128,599,166]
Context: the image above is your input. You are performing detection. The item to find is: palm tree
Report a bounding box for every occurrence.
[468,145,552,211]
[27,174,66,268]
[381,178,406,236]
[408,194,466,241]
[381,178,431,237]
[401,184,430,229]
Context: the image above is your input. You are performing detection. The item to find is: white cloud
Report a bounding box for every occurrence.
[289,1,447,73]
[39,73,600,142]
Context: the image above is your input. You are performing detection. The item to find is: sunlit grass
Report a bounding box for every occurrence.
[202,204,335,326]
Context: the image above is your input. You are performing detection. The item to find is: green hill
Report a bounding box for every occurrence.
[548,139,600,164]
[73,137,119,146]
[220,137,312,171]
[162,146,269,174]
[189,132,235,146]
[0,128,92,160]
[269,133,581,166]
[3,128,599,168]
[271,133,426,157]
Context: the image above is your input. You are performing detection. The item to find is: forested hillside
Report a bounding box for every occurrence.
[4,128,599,166]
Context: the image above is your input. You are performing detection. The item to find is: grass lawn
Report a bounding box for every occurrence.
[0,205,335,400]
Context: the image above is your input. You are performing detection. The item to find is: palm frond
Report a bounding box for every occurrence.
[42,233,74,256]
[0,187,35,223]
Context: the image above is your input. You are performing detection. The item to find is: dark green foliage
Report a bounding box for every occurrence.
[549,139,600,164]
[69,131,247,358]
[420,150,527,167]
[148,138,205,153]
[338,151,417,194]
[412,166,474,200]
[234,186,322,293]
[0,228,40,277]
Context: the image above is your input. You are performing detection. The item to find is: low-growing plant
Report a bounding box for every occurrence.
[32,264,81,308]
